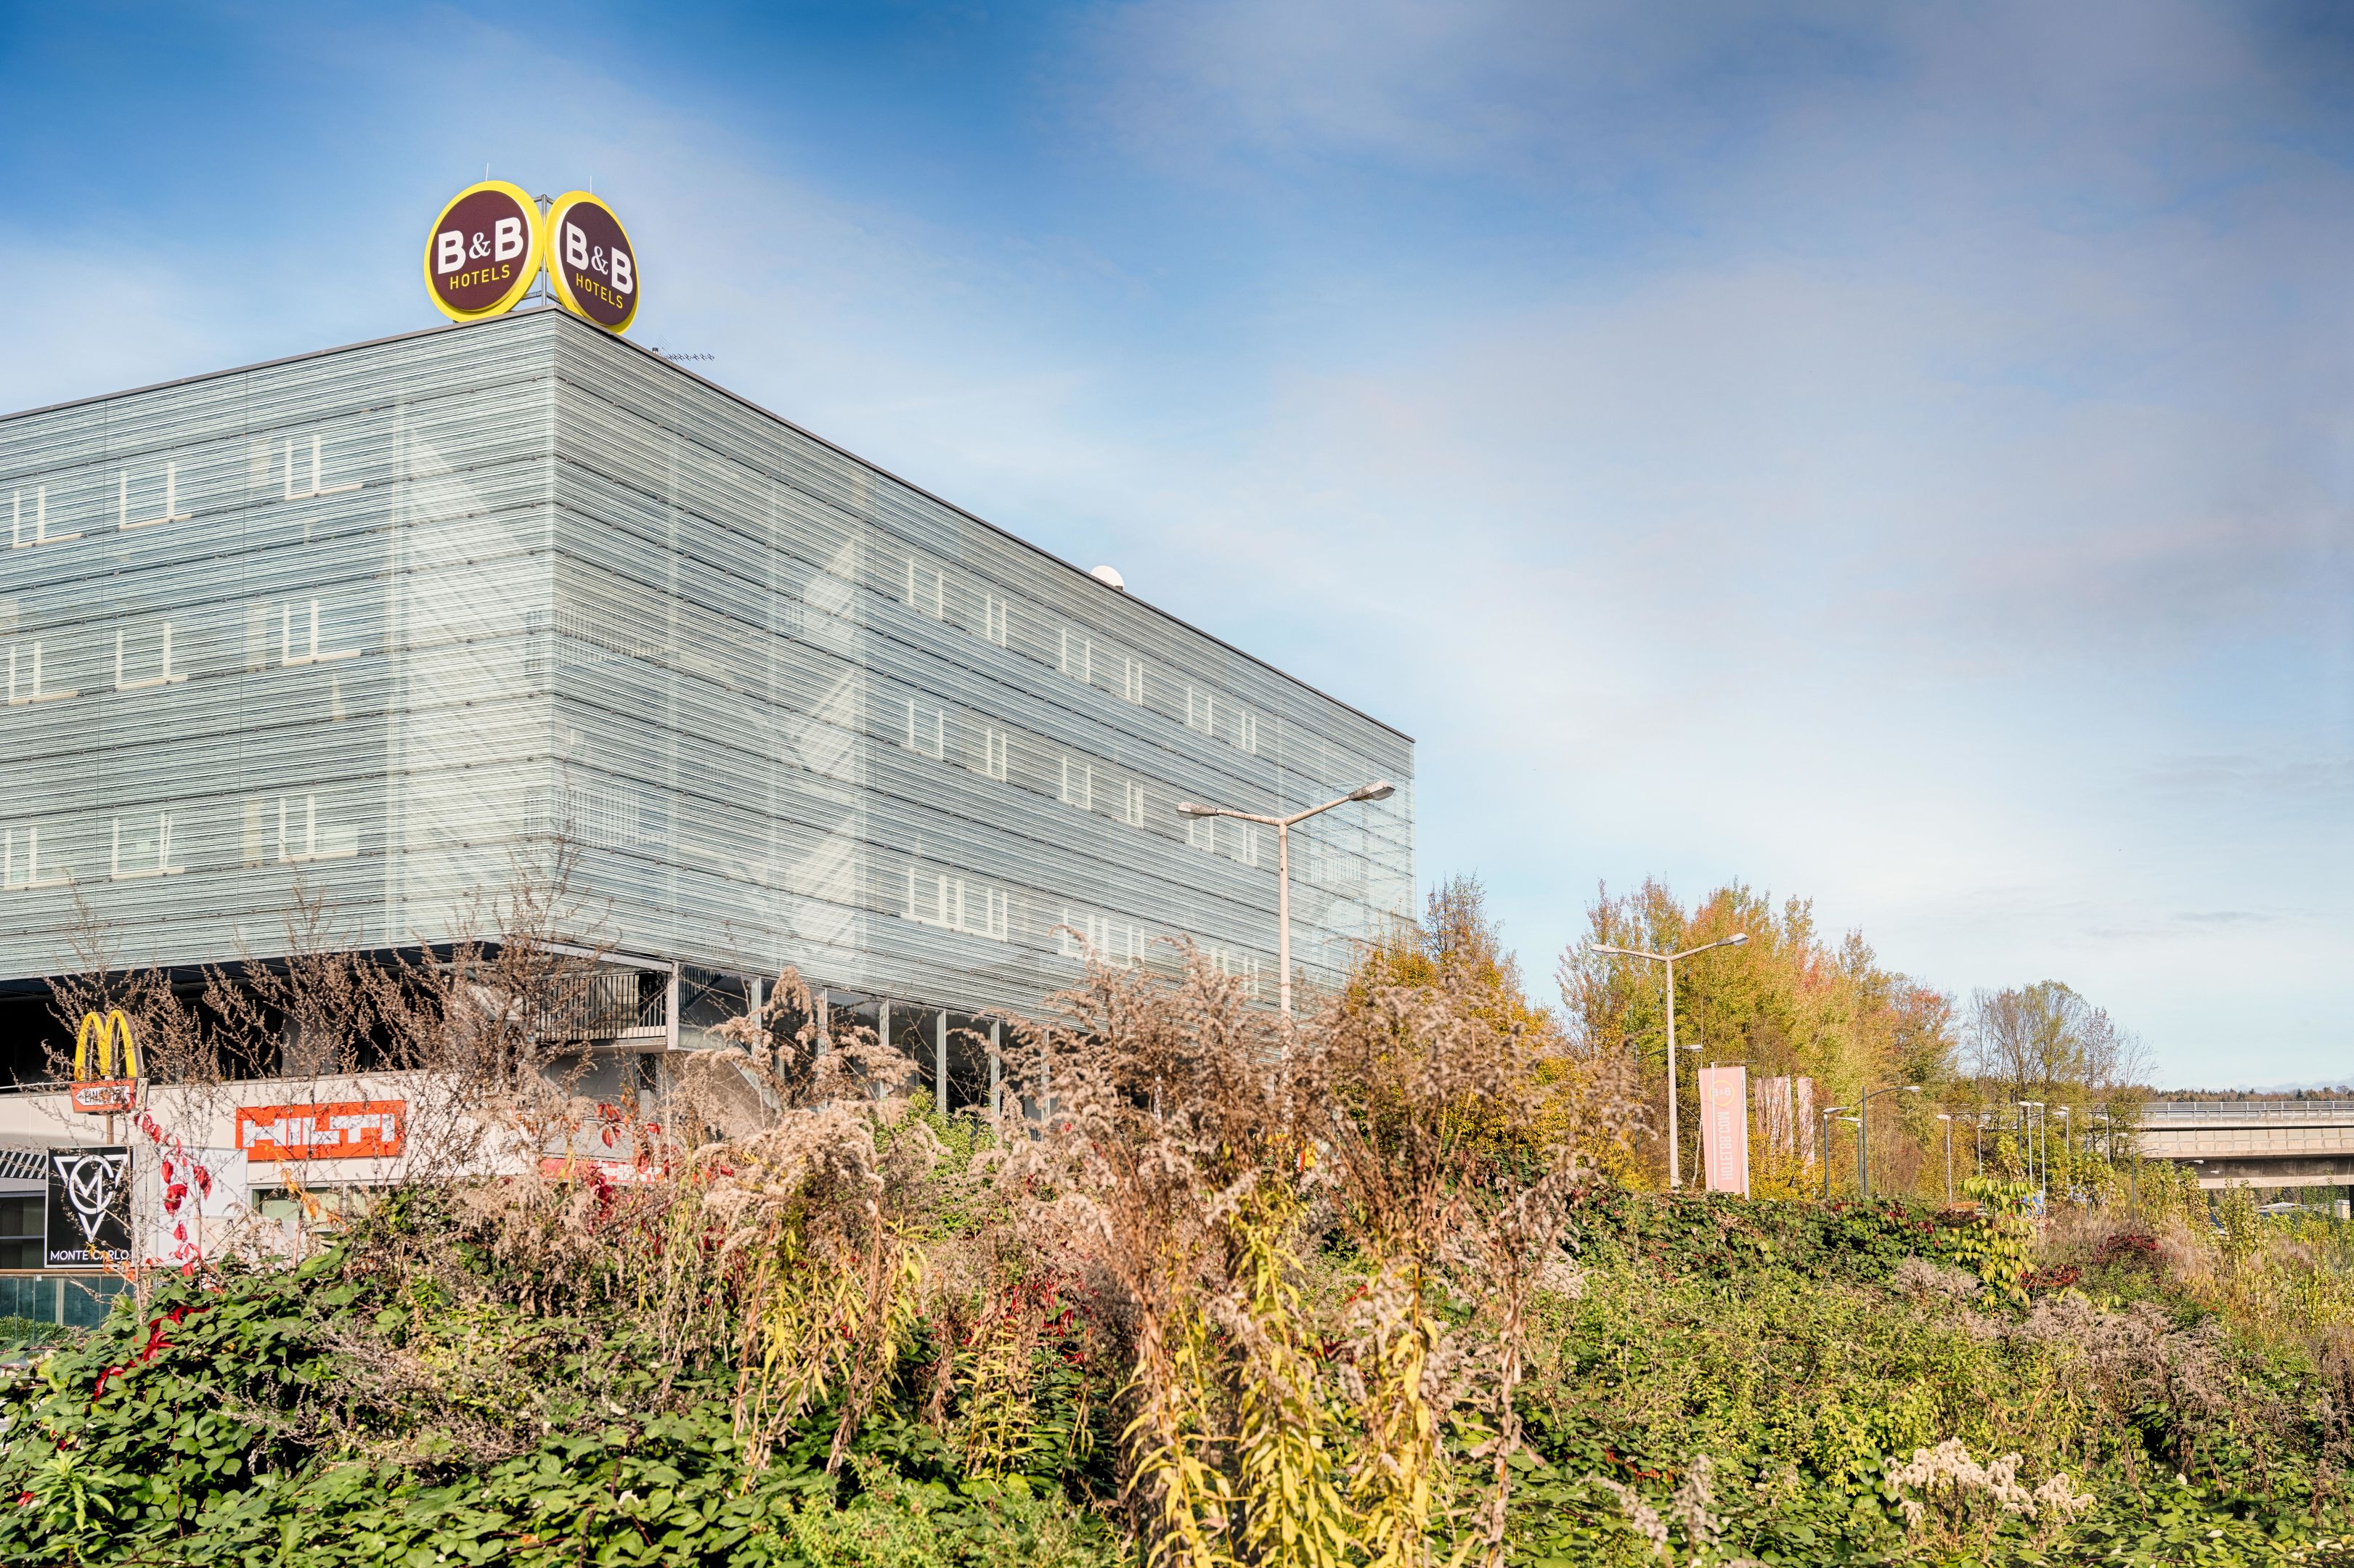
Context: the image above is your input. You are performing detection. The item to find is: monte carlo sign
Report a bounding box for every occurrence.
[423,180,640,334]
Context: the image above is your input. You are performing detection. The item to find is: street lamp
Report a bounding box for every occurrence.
[1936,1112,1954,1203]
[1819,1105,1844,1199]
[1588,931,1750,1188]
[2019,1101,2043,1195]
[1177,780,1395,1019]
[1856,1085,1921,1199]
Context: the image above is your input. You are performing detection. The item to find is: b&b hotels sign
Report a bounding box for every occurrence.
[424,181,639,333]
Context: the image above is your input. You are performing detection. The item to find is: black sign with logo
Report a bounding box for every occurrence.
[47,1146,131,1268]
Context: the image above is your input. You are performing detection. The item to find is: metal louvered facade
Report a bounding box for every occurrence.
[0,309,1414,1038]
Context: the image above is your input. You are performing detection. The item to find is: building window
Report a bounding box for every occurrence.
[1202,945,1264,1000]
[1059,629,1091,685]
[980,592,1009,647]
[1238,711,1259,754]
[281,601,358,668]
[115,623,186,691]
[1,826,68,890]
[110,812,184,881]
[1186,685,1214,735]
[904,557,945,619]
[1239,824,1261,867]
[117,463,190,532]
[6,642,74,706]
[1187,814,1215,854]
[1060,910,1143,965]
[907,866,1009,942]
[969,724,1009,782]
[277,795,357,864]
[280,434,360,501]
[904,698,946,759]
[9,486,78,550]
[1122,656,1145,705]
[1059,756,1093,811]
[1123,780,1146,827]
[558,782,644,850]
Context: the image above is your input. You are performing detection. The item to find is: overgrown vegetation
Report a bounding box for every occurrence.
[5,883,2353,1565]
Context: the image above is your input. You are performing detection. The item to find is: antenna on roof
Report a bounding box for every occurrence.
[648,348,715,364]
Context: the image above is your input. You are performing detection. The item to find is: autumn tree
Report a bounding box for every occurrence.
[1557,879,1960,1196]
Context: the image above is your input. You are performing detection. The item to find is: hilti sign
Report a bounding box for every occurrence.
[235,1101,407,1162]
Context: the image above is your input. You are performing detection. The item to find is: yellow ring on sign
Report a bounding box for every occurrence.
[422,180,544,323]
[542,191,641,335]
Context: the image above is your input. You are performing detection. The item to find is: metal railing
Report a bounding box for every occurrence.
[534,966,670,1042]
[2141,1101,2354,1124]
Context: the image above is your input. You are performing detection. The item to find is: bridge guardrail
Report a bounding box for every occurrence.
[2141,1101,2354,1124]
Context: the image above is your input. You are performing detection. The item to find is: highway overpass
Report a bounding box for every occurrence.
[2137,1101,2354,1191]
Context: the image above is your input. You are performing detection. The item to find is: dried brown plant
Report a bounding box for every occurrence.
[990,936,1636,1568]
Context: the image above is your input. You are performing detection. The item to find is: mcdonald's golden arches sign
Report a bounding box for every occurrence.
[71,1010,141,1114]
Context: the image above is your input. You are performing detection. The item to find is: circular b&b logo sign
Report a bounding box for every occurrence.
[424,181,542,321]
[544,192,640,333]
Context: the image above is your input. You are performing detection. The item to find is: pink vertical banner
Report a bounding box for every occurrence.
[1699,1065,1749,1196]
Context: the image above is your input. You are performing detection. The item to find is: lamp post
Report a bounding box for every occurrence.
[2055,1106,2072,1200]
[1819,1105,1844,1199]
[1588,932,1750,1188]
[1176,780,1394,1019]
[2018,1101,2042,1193]
[1856,1085,1922,1199]
[1936,1112,1954,1203]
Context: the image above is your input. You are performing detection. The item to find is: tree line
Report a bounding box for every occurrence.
[1403,875,2153,1200]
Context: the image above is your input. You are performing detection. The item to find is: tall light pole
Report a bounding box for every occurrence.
[1820,1105,1844,1199]
[2018,1101,2042,1193]
[1856,1085,1921,1199]
[1588,932,1750,1188]
[2055,1106,2072,1199]
[1936,1112,1954,1203]
[1177,780,1395,1019]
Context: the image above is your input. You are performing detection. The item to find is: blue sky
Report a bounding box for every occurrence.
[4,1,2349,1085]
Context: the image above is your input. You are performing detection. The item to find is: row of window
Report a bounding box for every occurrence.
[7,433,362,553]
[895,690,1274,869]
[1048,908,1266,995]
[0,796,357,890]
[899,548,1266,756]
[3,599,360,707]
[11,434,1282,789]
[907,862,1267,997]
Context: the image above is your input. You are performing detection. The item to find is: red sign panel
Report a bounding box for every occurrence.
[70,1080,138,1114]
[236,1101,406,1161]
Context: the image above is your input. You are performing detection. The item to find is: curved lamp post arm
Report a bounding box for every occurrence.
[1175,781,1395,1021]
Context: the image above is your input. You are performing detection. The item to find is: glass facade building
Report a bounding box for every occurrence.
[0,309,1414,1077]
